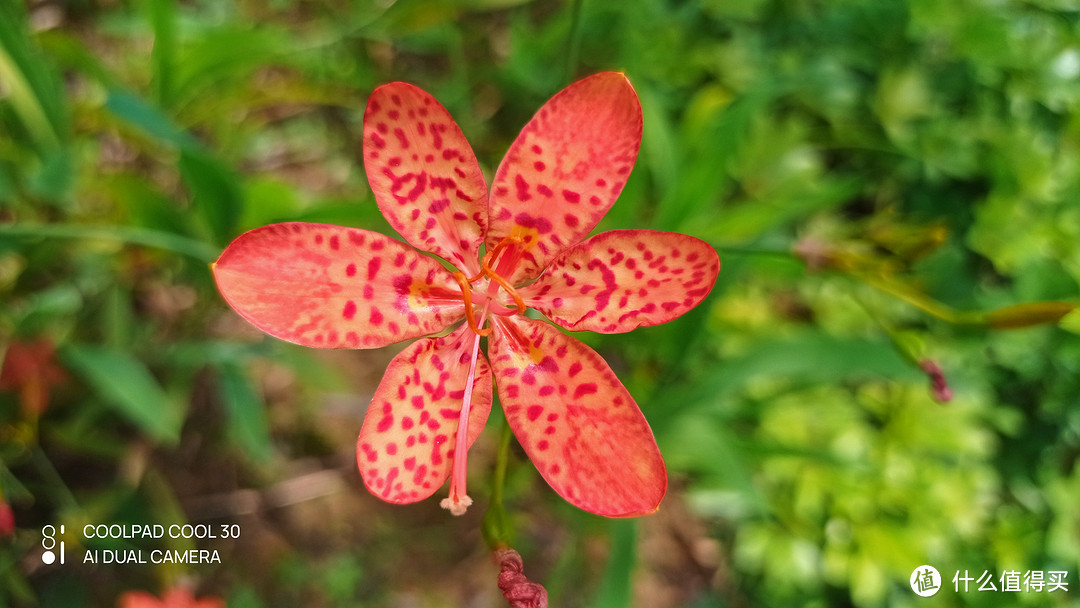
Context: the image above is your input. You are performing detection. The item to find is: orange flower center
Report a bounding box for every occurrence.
[453,236,527,336]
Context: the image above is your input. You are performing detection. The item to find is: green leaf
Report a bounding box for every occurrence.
[168,26,294,110]
[240,178,301,231]
[178,148,243,245]
[0,2,69,151]
[11,284,82,337]
[655,83,775,231]
[144,0,177,106]
[225,586,265,608]
[217,364,273,463]
[104,88,200,149]
[650,331,921,435]
[702,177,863,242]
[104,173,197,237]
[0,223,218,262]
[26,148,74,204]
[61,345,184,445]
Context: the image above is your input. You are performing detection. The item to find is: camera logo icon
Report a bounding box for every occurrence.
[41,525,65,565]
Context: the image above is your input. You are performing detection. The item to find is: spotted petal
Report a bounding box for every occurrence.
[364,82,489,275]
[488,315,666,517]
[357,324,493,504]
[213,223,464,349]
[519,229,720,333]
[487,72,642,284]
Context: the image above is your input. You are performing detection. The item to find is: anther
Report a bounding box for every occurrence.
[453,271,492,337]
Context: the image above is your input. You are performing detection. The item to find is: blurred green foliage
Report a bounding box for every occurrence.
[1,0,1079,607]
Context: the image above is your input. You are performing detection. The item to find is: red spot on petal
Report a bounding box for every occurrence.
[515,174,531,201]
[527,405,544,421]
[342,301,357,320]
[573,383,597,399]
[515,213,553,234]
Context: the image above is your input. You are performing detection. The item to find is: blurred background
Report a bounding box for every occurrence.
[2,0,1079,606]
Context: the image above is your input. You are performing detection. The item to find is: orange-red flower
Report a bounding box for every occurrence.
[117,588,223,608]
[213,73,720,517]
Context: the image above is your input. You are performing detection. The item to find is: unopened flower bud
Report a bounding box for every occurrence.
[919,359,952,403]
[986,302,1075,329]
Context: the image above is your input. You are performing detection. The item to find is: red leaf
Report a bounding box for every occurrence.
[357,324,492,504]
[213,223,464,349]
[488,316,666,517]
[520,229,720,333]
[364,82,489,275]
[487,72,642,284]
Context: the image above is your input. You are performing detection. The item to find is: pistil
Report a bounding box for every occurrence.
[441,237,526,515]
[440,323,484,515]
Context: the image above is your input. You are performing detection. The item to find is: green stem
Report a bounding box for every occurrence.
[857,272,983,326]
[0,223,218,262]
[482,415,514,549]
[491,416,512,506]
[564,0,586,82]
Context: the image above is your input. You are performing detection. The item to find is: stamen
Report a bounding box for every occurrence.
[465,239,512,283]
[453,271,491,337]
[485,271,527,315]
